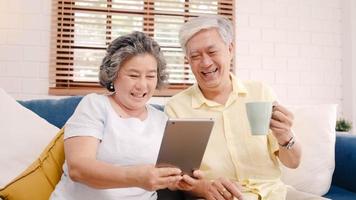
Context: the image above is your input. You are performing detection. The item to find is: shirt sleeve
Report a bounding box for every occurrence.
[64,94,106,140]
[164,101,178,118]
[268,132,279,155]
[262,83,277,102]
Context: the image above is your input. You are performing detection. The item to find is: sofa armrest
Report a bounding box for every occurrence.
[332,133,356,193]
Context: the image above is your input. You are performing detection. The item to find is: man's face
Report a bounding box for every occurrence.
[185,28,233,92]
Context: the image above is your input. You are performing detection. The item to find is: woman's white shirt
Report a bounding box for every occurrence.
[50,93,168,200]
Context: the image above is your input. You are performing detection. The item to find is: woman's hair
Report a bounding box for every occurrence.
[179,15,233,53]
[99,31,168,91]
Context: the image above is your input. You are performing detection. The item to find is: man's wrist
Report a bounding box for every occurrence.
[278,131,295,149]
[186,179,207,198]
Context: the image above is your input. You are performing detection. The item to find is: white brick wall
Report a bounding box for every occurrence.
[0,0,351,119]
[235,0,344,112]
[342,0,356,130]
[0,0,51,99]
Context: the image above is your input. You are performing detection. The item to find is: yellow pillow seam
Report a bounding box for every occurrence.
[0,130,64,191]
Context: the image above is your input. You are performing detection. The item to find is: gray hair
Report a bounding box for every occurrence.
[179,15,234,52]
[99,31,168,91]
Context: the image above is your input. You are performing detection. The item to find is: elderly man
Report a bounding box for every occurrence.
[164,15,323,200]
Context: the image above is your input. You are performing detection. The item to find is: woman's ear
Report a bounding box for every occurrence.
[108,82,115,92]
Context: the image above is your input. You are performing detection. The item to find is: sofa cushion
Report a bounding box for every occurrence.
[0,88,59,189]
[0,129,64,200]
[18,96,82,129]
[281,104,337,196]
[324,185,356,200]
[332,133,356,193]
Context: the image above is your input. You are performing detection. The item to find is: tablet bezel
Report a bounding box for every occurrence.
[156,118,214,176]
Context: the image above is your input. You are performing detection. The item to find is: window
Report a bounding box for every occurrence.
[49,0,234,96]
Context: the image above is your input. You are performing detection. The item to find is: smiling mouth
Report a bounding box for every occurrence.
[201,68,218,76]
[131,92,147,98]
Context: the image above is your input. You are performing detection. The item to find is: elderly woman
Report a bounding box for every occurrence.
[50,31,184,200]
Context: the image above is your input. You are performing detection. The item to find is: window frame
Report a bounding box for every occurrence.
[49,0,235,96]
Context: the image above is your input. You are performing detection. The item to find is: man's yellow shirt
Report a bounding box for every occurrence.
[165,74,287,200]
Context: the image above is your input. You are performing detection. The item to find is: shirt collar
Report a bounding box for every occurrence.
[191,73,248,108]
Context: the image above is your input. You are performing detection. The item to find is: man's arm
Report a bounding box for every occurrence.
[177,171,244,200]
[270,103,302,168]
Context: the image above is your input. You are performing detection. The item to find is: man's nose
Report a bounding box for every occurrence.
[200,53,213,67]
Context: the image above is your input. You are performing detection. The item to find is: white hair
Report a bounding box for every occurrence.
[178,15,234,53]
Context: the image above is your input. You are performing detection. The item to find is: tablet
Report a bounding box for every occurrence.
[156,118,214,176]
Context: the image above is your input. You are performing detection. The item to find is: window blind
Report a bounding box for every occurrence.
[49,0,234,96]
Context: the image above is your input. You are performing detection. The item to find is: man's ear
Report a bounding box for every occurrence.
[184,55,189,63]
[229,43,234,52]
[228,43,234,59]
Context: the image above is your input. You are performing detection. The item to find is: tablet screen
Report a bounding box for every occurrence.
[156,118,214,176]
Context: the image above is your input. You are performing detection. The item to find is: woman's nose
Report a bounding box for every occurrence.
[135,77,147,90]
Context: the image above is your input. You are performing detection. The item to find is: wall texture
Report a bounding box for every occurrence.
[341,0,356,129]
[0,0,351,118]
[235,0,343,109]
[0,0,51,99]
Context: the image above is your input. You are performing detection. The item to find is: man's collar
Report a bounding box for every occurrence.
[191,73,248,108]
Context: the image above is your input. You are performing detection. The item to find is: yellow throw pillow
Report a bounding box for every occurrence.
[0,129,65,200]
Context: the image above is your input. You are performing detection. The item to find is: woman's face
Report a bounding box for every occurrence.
[113,53,158,112]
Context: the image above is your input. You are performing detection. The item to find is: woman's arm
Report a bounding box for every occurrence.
[64,136,182,190]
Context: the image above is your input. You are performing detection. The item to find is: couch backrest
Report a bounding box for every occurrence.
[332,133,356,193]
[18,96,165,129]
[18,96,83,128]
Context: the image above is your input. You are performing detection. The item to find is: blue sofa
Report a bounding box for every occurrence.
[18,96,356,200]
